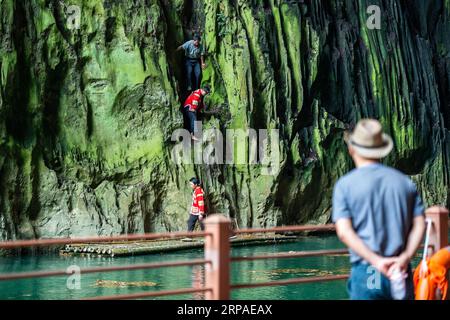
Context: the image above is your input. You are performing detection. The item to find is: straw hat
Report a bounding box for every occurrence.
[344,119,393,159]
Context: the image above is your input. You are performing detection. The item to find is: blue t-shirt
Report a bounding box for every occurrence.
[182,40,204,59]
[332,163,425,264]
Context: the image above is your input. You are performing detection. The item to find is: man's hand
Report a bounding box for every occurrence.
[198,215,205,221]
[201,63,207,69]
[373,256,398,277]
[386,215,425,277]
[336,218,396,277]
[387,253,411,276]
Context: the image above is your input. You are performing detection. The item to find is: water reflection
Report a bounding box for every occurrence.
[191,265,205,300]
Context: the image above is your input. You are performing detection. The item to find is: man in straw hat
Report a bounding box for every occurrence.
[332,119,426,300]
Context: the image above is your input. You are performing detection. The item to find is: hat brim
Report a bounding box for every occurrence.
[345,133,394,159]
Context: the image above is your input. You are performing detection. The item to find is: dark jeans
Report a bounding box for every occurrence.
[185,58,201,90]
[348,262,414,300]
[187,214,204,232]
[183,106,197,134]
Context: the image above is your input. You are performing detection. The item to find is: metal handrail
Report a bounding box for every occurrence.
[231,274,349,290]
[83,287,213,300]
[0,225,348,300]
[0,224,337,249]
[0,224,344,299]
[234,224,336,234]
[0,259,211,281]
[0,231,210,249]
[230,249,348,262]
[1,211,446,300]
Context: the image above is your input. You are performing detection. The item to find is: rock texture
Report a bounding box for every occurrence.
[0,0,449,240]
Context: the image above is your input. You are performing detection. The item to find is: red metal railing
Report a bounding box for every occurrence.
[84,288,213,301]
[0,206,448,300]
[0,259,210,281]
[0,230,209,249]
[230,248,348,262]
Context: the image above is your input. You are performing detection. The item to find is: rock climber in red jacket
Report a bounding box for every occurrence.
[182,85,210,141]
[187,177,206,231]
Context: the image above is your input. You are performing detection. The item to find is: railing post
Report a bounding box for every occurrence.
[204,214,231,300]
[425,206,449,253]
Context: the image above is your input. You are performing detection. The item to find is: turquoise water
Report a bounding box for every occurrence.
[0,233,440,300]
[0,235,350,300]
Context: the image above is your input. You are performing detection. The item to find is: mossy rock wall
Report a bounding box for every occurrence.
[0,0,449,239]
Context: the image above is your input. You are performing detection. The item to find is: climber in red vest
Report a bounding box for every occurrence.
[182,85,210,141]
[187,177,206,232]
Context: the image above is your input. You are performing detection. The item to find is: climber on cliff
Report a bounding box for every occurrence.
[186,177,206,233]
[175,34,207,91]
[182,85,210,141]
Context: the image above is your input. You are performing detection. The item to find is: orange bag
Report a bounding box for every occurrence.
[414,248,450,300]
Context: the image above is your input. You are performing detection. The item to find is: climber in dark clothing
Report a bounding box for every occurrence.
[176,34,206,91]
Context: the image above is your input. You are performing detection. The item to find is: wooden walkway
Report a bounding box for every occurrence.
[60,233,299,257]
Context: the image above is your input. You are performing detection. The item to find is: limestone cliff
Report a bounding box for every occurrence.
[0,0,449,240]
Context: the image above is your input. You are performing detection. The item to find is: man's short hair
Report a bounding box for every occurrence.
[193,34,201,41]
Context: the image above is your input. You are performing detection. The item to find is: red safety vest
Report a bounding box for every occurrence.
[184,89,204,112]
[190,186,205,215]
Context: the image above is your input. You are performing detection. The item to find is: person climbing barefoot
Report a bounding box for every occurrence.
[176,33,207,91]
[182,85,210,141]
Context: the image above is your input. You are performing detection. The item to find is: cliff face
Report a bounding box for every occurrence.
[0,0,449,240]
